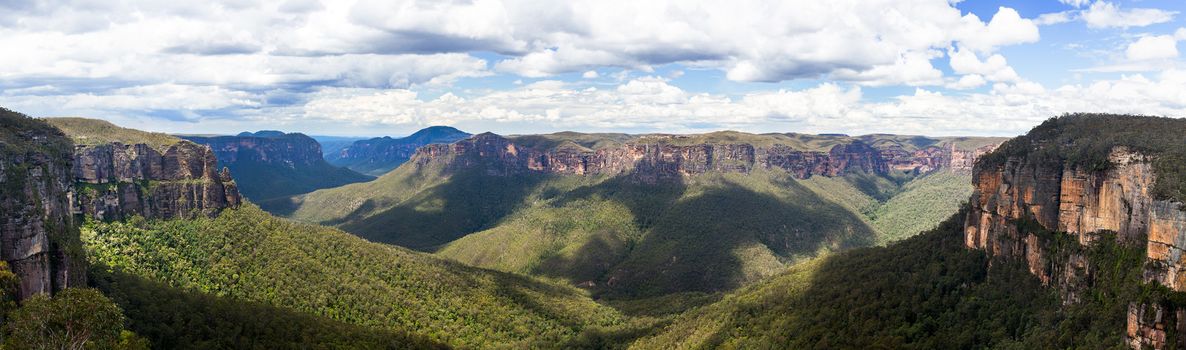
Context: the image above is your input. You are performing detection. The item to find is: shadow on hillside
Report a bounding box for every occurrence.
[593,175,879,299]
[88,265,447,349]
[669,210,1066,348]
[337,168,549,251]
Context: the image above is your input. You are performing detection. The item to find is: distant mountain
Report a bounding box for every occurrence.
[310,135,368,161]
[182,131,371,204]
[282,130,1003,299]
[327,126,471,176]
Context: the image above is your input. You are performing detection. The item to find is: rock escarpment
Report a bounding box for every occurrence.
[412,133,997,181]
[71,141,241,221]
[183,131,370,202]
[964,147,1186,349]
[0,110,84,299]
[184,131,327,168]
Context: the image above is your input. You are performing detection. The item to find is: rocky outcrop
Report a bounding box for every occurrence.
[964,146,1186,349]
[0,112,84,299]
[71,141,241,221]
[413,133,996,181]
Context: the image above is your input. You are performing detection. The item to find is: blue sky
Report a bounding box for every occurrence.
[2,0,1185,137]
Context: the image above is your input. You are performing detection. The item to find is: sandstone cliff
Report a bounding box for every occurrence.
[964,146,1186,349]
[182,131,370,202]
[71,141,242,221]
[411,132,997,181]
[0,110,84,299]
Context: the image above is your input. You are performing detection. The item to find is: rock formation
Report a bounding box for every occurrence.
[0,111,84,299]
[964,146,1186,349]
[412,132,997,182]
[71,141,241,221]
[183,132,327,169]
[182,131,370,202]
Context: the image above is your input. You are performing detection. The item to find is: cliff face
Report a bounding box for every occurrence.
[72,141,241,221]
[183,132,370,203]
[183,132,325,168]
[964,147,1186,349]
[413,133,996,181]
[0,113,84,299]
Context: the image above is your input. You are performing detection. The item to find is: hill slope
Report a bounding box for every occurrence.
[631,210,1142,349]
[283,131,999,298]
[328,126,471,176]
[182,132,371,203]
[81,205,638,348]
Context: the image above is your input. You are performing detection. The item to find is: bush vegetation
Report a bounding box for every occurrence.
[81,206,637,348]
[634,209,1169,349]
[44,117,181,150]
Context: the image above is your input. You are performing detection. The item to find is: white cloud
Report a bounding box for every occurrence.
[1126,35,1179,61]
[948,74,987,90]
[286,72,1186,136]
[954,7,1040,53]
[948,49,1020,83]
[1035,11,1074,26]
[1081,2,1176,29]
[1059,0,1092,8]
[582,70,599,79]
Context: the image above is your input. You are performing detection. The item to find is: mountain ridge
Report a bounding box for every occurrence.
[327,125,472,176]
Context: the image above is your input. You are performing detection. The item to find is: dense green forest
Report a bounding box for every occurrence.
[81,206,644,348]
[91,267,446,349]
[632,211,1156,349]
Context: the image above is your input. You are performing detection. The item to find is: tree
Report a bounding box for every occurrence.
[4,288,131,350]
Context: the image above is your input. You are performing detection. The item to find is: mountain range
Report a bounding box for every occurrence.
[326,126,471,176]
[3,106,1185,349]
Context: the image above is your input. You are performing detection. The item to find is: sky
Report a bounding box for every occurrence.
[2,0,1186,137]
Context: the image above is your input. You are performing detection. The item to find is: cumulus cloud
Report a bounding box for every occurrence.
[1081,1,1176,29]
[288,72,1186,136]
[948,49,1021,83]
[1126,35,1179,61]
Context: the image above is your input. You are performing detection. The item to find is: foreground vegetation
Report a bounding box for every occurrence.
[81,206,637,348]
[633,210,1154,349]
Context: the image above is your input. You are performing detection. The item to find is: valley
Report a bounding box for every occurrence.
[3,106,1185,349]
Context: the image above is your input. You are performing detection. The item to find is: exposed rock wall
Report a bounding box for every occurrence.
[182,133,324,168]
[413,133,997,181]
[0,118,84,299]
[964,147,1186,349]
[72,141,241,221]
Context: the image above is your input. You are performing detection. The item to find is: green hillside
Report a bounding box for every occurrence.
[437,170,878,298]
[632,211,1147,349]
[284,158,974,299]
[45,117,182,150]
[81,206,640,348]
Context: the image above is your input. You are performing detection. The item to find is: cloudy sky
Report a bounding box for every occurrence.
[2,0,1185,137]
